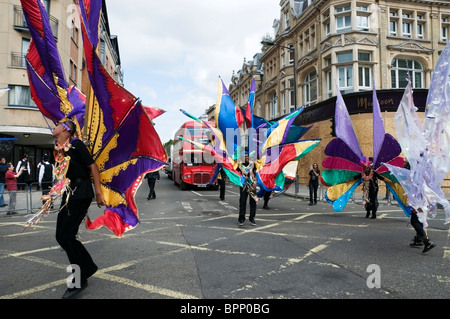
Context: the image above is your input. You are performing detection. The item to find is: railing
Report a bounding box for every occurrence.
[10,52,26,68]
[13,5,59,40]
[0,182,61,215]
[289,177,450,206]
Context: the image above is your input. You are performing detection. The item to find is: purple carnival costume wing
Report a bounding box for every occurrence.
[77,0,167,237]
[323,86,408,213]
[21,0,85,133]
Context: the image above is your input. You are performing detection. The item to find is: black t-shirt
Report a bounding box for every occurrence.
[0,165,7,183]
[64,138,95,200]
[309,169,320,184]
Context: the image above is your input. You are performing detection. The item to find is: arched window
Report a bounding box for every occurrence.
[304,70,317,106]
[391,58,423,88]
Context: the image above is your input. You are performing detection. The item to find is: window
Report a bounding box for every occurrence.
[391,58,423,88]
[337,52,353,63]
[326,71,333,98]
[69,60,77,82]
[284,11,289,30]
[442,16,450,42]
[336,14,351,33]
[8,85,36,108]
[357,15,369,31]
[338,66,353,93]
[356,5,368,12]
[336,6,351,13]
[358,52,371,62]
[359,66,371,90]
[325,22,331,35]
[390,21,397,36]
[288,48,294,64]
[71,20,79,45]
[402,21,412,38]
[270,93,277,119]
[417,23,424,39]
[304,70,318,106]
[289,79,295,112]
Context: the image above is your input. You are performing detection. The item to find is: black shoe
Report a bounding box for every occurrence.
[410,241,424,248]
[409,236,423,247]
[314,202,317,205]
[365,212,370,218]
[422,242,436,253]
[238,219,245,226]
[263,205,269,210]
[370,214,376,219]
[62,280,88,299]
[309,203,313,206]
[0,204,7,207]
[249,219,256,226]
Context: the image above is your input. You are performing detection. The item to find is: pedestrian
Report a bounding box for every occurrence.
[38,154,54,204]
[52,121,106,299]
[0,157,8,208]
[15,154,30,190]
[144,170,160,200]
[359,164,386,219]
[217,166,226,201]
[5,162,25,215]
[237,154,257,226]
[308,163,320,206]
[403,161,435,253]
[361,165,379,219]
[262,191,271,210]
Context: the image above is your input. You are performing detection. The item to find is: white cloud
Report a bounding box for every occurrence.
[105,0,279,142]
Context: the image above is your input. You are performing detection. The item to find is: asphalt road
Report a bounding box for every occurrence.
[0,174,449,307]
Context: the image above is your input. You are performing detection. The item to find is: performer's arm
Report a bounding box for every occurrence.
[89,163,106,207]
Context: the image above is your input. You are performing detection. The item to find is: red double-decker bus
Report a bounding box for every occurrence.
[172,120,218,190]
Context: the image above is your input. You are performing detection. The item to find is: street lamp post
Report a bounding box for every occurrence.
[261,40,297,111]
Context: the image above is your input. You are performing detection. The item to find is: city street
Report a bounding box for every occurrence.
[0,174,449,304]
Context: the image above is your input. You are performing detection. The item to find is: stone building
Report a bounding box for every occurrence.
[0,0,122,184]
[228,0,450,189]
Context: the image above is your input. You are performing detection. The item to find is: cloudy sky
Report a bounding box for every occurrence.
[105,0,280,144]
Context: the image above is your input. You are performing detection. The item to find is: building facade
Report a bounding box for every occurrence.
[228,0,450,188]
[0,0,122,184]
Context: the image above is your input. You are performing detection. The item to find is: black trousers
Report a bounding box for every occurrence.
[239,187,256,221]
[263,191,271,207]
[218,178,225,200]
[56,197,97,282]
[147,178,157,199]
[309,182,318,203]
[410,212,426,237]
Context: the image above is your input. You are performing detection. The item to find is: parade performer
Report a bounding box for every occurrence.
[321,84,408,215]
[21,0,167,298]
[383,42,450,232]
[180,78,321,207]
[21,0,167,238]
[53,120,106,299]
